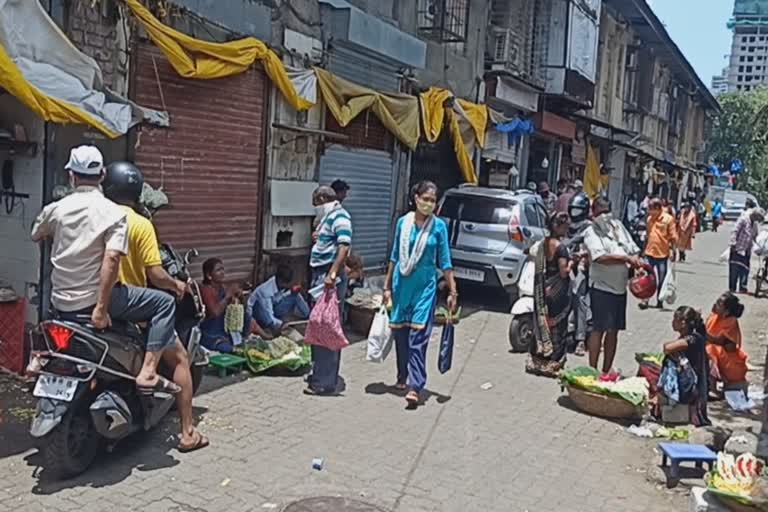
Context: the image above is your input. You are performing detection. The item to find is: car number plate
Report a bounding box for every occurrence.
[454,267,485,282]
[33,374,78,402]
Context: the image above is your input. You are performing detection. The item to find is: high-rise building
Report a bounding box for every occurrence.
[727,0,768,92]
[712,67,730,95]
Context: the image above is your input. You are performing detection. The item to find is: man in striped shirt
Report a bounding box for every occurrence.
[306,186,352,395]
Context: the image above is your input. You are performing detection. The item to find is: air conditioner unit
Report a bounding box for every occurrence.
[490,27,520,71]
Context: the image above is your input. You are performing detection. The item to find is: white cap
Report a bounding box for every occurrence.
[65,145,104,175]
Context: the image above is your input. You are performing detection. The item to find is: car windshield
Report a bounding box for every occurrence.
[440,195,518,224]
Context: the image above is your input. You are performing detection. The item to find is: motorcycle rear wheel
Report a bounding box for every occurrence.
[42,402,101,479]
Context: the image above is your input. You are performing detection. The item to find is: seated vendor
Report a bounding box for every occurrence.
[345,253,365,296]
[247,265,310,335]
[654,306,710,426]
[706,292,748,391]
[200,258,271,353]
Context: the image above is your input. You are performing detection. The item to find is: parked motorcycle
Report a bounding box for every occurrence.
[27,243,206,479]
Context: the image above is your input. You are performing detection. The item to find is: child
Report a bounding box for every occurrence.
[706,292,748,391]
[656,306,710,426]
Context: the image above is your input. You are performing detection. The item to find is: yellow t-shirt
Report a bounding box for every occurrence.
[117,206,162,288]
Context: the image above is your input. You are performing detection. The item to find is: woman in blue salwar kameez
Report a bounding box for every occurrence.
[383,181,458,407]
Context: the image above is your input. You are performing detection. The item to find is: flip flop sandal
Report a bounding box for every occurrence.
[137,376,181,396]
[405,390,420,407]
[178,431,210,453]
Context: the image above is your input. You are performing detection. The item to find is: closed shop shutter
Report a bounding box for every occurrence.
[410,133,464,198]
[327,41,402,92]
[133,43,267,282]
[319,145,394,269]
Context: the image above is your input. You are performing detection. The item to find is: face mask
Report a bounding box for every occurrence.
[416,198,435,216]
[314,202,335,218]
[593,212,614,231]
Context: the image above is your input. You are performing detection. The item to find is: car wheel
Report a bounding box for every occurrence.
[509,314,534,353]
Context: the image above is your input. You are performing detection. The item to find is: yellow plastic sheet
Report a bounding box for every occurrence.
[584,145,609,199]
[447,110,478,184]
[456,99,488,149]
[0,42,119,138]
[314,68,420,150]
[125,0,312,111]
[420,87,452,143]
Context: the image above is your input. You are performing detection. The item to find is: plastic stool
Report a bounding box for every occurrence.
[659,442,717,481]
[208,354,247,378]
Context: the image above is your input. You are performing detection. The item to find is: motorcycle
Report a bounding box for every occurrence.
[628,208,647,250]
[508,231,589,353]
[27,243,206,479]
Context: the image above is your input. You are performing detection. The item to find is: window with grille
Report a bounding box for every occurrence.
[417,0,470,43]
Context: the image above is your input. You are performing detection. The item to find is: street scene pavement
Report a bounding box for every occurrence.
[1,225,767,512]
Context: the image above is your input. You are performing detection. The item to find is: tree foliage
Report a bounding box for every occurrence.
[708,89,768,204]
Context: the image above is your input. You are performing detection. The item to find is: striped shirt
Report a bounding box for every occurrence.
[310,203,352,268]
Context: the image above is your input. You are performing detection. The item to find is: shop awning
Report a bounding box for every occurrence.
[0,0,167,138]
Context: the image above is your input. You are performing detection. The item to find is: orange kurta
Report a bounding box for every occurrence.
[677,208,697,251]
[706,313,748,383]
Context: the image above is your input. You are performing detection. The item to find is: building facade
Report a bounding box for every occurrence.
[726,0,768,92]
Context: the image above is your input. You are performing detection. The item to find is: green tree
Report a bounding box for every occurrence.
[708,88,768,204]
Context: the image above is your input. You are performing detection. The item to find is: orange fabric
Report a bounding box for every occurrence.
[706,313,748,383]
[645,212,677,258]
[677,208,697,251]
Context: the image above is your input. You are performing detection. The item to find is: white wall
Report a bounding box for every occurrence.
[0,97,44,321]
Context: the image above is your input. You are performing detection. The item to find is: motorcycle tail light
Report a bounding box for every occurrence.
[46,324,74,351]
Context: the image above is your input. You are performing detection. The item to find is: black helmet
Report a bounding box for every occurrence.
[103,161,144,205]
[568,192,590,223]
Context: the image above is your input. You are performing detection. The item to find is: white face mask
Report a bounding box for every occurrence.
[314,202,335,218]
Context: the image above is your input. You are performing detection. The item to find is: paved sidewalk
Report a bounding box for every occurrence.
[2,226,767,512]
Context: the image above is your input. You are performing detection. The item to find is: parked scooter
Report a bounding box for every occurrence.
[27,244,206,479]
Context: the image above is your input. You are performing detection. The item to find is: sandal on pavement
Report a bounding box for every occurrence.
[405,390,420,407]
[178,431,209,453]
[137,376,181,396]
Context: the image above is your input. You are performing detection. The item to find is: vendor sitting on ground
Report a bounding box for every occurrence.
[247,265,310,335]
[345,253,365,297]
[200,258,272,353]
[652,306,710,426]
[706,292,748,392]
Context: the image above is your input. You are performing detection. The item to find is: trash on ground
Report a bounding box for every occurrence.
[627,425,654,438]
[261,503,278,509]
[312,457,324,470]
[220,478,231,487]
[748,385,767,401]
[480,382,493,390]
[725,390,756,411]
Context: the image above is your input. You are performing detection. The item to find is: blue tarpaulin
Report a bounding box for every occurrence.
[708,164,721,176]
[495,118,534,145]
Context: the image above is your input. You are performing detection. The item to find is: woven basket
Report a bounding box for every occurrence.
[566,385,644,419]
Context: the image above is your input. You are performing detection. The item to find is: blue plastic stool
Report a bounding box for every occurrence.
[659,442,717,480]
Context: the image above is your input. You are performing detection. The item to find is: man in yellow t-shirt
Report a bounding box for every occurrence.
[104,161,208,453]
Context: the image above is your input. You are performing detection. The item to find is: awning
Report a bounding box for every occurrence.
[0,0,167,138]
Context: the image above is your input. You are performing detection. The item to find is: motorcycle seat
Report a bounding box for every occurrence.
[52,310,144,343]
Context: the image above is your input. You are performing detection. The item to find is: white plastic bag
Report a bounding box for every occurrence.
[719,247,730,263]
[366,306,393,363]
[658,264,677,305]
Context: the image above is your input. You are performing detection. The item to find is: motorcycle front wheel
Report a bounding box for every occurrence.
[42,400,101,479]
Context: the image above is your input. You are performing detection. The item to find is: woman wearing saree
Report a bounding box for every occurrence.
[677,201,698,262]
[383,181,458,407]
[706,292,748,389]
[526,212,572,377]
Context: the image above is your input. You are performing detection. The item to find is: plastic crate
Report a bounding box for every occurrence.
[0,299,27,374]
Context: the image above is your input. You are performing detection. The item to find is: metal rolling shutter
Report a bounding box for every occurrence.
[326,41,402,92]
[133,43,267,282]
[319,145,395,269]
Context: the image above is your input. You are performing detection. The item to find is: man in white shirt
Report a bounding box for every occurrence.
[583,197,644,379]
[248,266,310,334]
[32,146,181,396]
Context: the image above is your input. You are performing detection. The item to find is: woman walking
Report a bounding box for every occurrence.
[383,181,457,407]
[526,212,572,377]
[677,201,698,262]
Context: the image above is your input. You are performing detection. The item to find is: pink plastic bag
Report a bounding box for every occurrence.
[304,289,349,351]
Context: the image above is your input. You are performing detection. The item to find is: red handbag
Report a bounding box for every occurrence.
[629,263,657,300]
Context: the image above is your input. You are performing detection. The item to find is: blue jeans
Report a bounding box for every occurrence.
[729,249,750,292]
[646,256,668,303]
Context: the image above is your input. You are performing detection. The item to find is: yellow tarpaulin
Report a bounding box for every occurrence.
[419,88,486,184]
[314,68,420,150]
[584,145,610,199]
[125,0,312,111]
[0,41,119,138]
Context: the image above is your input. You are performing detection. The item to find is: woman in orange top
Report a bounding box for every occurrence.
[677,201,698,262]
[706,292,748,388]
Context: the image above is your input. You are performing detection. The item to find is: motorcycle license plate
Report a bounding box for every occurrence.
[33,374,78,402]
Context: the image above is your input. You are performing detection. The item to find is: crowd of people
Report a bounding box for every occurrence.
[33,144,764,453]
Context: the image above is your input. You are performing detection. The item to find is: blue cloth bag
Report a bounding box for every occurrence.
[438,323,454,374]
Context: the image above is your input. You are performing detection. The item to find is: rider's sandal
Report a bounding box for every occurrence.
[137,376,181,396]
[178,431,210,453]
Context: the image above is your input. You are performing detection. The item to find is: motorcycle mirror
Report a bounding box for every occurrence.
[184,249,199,265]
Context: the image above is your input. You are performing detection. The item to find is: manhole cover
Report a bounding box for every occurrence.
[283,497,388,512]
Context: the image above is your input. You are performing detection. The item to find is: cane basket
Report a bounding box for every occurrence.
[566,384,644,419]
